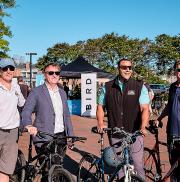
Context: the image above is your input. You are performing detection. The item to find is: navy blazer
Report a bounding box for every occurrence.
[21,84,74,144]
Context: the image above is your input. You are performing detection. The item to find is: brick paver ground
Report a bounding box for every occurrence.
[18,115,170,181]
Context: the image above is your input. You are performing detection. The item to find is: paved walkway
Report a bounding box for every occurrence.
[18,115,170,181]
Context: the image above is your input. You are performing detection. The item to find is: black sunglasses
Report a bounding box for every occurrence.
[1,65,15,72]
[176,68,180,72]
[119,65,132,70]
[45,71,60,76]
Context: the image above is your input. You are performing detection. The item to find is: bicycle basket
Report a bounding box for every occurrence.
[103,147,121,167]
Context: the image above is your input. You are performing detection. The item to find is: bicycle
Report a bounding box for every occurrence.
[78,126,145,182]
[144,120,180,181]
[10,130,87,182]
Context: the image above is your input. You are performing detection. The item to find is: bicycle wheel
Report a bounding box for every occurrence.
[144,147,159,182]
[10,150,26,182]
[49,166,75,182]
[118,174,145,182]
[77,154,100,182]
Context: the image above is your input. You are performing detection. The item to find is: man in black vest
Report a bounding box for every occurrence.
[97,58,150,180]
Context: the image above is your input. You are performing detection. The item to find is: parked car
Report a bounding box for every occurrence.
[149,84,167,94]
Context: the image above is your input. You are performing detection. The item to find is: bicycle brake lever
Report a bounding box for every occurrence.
[36,131,46,139]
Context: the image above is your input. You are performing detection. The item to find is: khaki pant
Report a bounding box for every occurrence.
[0,128,18,175]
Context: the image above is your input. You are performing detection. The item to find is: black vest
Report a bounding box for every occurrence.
[105,77,143,133]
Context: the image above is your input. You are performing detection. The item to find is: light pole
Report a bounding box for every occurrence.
[26,52,37,88]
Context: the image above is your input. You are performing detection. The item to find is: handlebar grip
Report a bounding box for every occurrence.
[91,126,98,133]
[76,137,87,141]
[36,131,46,139]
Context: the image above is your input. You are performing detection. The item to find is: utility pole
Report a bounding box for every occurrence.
[26,52,37,88]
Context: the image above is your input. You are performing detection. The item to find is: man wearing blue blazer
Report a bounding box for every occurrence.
[21,62,74,157]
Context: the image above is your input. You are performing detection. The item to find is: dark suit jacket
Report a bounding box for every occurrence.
[21,84,74,145]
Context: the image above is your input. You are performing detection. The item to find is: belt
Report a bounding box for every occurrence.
[0,128,11,132]
[55,131,65,137]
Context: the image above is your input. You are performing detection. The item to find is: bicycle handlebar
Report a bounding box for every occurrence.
[146,120,163,134]
[92,126,143,144]
[36,131,87,143]
[91,126,112,134]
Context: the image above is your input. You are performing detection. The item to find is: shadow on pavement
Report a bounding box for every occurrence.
[64,146,116,176]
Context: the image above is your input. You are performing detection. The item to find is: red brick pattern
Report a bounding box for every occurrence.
[18,115,170,181]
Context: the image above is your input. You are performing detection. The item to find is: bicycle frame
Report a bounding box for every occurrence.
[108,141,135,182]
[145,121,180,181]
[89,127,143,182]
[16,132,86,181]
[15,134,50,180]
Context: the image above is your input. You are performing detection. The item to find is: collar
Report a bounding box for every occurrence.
[45,82,59,92]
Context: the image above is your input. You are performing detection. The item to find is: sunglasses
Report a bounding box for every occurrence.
[176,68,180,72]
[119,65,132,70]
[45,71,60,76]
[1,65,15,72]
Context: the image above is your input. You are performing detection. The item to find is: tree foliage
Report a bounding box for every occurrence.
[36,32,180,83]
[0,0,16,57]
[151,34,180,75]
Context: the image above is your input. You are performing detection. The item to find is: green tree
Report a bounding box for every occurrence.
[152,34,180,75]
[0,0,16,57]
[36,32,179,84]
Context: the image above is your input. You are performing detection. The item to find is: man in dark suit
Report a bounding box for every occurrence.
[21,62,74,163]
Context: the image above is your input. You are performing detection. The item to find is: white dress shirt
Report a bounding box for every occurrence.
[47,85,64,133]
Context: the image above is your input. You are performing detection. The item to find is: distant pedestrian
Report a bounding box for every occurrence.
[0,58,25,182]
[17,76,30,99]
[17,76,30,114]
[143,80,154,114]
[63,81,69,98]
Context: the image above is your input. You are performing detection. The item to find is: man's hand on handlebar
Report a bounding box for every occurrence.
[154,120,163,128]
[140,127,148,137]
[97,124,107,133]
[25,125,38,136]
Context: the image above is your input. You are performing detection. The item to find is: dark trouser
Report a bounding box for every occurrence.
[167,138,180,182]
[110,136,145,180]
[35,132,67,182]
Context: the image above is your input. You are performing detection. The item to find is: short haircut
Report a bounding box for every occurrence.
[117,58,132,67]
[174,59,180,70]
[43,62,61,72]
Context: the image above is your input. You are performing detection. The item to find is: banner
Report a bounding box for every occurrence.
[81,73,97,117]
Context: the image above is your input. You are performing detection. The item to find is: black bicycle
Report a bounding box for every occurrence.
[10,131,87,182]
[144,120,180,181]
[78,126,145,182]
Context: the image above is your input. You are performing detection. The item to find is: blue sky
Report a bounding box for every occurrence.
[5,0,180,63]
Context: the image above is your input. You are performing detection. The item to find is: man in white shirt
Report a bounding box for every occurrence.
[0,58,25,182]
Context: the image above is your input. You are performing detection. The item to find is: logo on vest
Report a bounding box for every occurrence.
[127,90,135,95]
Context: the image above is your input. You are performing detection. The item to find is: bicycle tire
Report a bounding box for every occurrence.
[144,147,160,182]
[49,166,75,182]
[10,150,26,182]
[77,154,101,182]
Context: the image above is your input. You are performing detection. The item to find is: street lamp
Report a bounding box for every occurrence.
[26,52,37,88]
